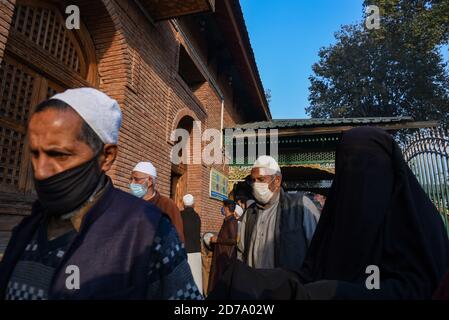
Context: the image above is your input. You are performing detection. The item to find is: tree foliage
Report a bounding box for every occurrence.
[307,0,449,127]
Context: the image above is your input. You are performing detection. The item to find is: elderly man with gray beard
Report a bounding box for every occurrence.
[237,155,320,272]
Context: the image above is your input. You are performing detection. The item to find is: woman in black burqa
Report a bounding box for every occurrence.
[209,127,449,299]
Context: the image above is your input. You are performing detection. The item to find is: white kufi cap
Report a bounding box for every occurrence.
[51,87,122,144]
[252,155,281,175]
[183,194,194,206]
[133,162,157,178]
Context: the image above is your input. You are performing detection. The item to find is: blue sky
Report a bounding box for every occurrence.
[240,0,449,119]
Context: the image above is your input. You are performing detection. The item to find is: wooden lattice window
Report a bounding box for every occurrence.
[0,1,98,195]
[0,127,25,188]
[0,1,100,256]
[0,57,37,191]
[46,82,63,99]
[0,59,34,125]
[0,59,68,194]
[11,2,86,77]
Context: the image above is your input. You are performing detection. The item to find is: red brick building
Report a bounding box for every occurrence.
[0,0,270,253]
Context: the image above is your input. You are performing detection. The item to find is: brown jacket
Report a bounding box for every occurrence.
[207,215,238,295]
[148,191,185,242]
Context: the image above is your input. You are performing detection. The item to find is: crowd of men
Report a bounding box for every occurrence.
[1,87,449,300]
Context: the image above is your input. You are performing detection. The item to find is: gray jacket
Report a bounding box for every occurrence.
[238,189,319,272]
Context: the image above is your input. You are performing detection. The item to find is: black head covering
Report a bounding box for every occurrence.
[300,127,449,299]
[233,180,253,202]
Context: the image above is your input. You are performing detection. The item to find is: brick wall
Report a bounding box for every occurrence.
[0,0,252,237]
[100,0,247,232]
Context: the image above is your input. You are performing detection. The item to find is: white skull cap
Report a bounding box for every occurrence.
[133,162,157,178]
[252,155,281,175]
[183,194,194,206]
[51,87,122,144]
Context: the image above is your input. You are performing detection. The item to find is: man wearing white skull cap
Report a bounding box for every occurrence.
[236,155,320,273]
[180,194,203,294]
[0,88,201,300]
[130,161,185,242]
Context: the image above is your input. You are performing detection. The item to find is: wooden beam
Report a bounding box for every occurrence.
[0,118,26,134]
[221,0,271,120]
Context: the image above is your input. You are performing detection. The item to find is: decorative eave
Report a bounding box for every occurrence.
[140,0,215,21]
[228,117,439,138]
[214,0,271,120]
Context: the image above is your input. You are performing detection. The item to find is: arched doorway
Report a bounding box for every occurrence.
[170,116,194,210]
[0,0,98,254]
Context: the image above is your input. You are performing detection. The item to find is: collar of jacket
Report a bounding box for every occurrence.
[224,215,236,222]
[182,207,195,214]
[244,189,285,263]
[147,190,160,204]
[273,189,286,266]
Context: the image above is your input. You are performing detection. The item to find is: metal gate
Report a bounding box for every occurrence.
[403,128,449,234]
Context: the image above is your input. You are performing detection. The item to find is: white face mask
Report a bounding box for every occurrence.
[253,181,274,205]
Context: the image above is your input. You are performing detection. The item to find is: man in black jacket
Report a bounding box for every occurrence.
[237,155,320,273]
[181,194,202,294]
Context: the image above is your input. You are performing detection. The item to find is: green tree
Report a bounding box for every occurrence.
[307,0,449,127]
[265,88,272,105]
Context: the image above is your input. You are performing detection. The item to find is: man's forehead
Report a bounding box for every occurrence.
[30,107,82,128]
[132,171,149,177]
[251,167,277,177]
[28,108,83,144]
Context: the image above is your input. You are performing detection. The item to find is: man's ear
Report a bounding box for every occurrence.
[274,174,282,189]
[148,176,154,189]
[100,144,117,172]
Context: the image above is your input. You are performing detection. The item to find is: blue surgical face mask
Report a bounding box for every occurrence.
[129,182,148,198]
[221,207,226,216]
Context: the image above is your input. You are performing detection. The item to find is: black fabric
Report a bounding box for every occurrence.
[33,155,103,216]
[433,269,449,299]
[208,216,238,295]
[300,127,449,299]
[242,190,307,273]
[207,260,310,300]
[303,280,338,300]
[181,207,201,253]
[242,202,257,263]
[275,190,306,270]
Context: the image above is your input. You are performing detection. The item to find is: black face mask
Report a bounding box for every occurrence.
[33,154,104,216]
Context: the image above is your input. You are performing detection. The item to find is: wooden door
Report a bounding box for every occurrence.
[171,164,188,210]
